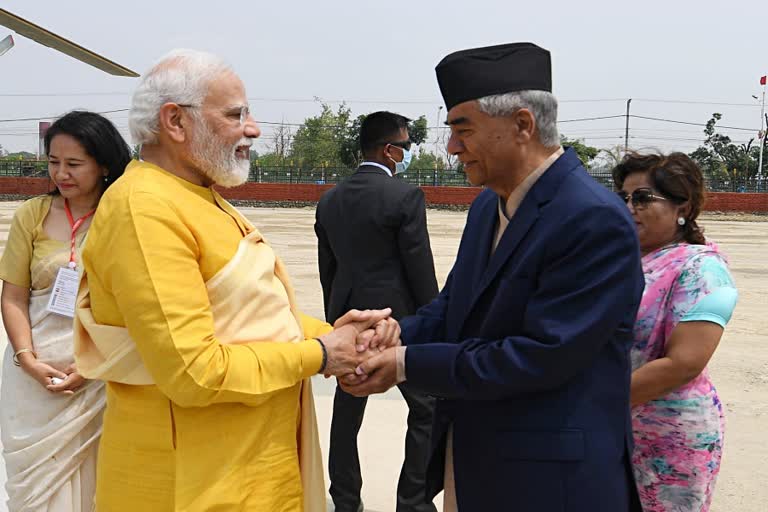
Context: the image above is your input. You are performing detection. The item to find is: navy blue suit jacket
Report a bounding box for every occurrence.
[400,149,644,511]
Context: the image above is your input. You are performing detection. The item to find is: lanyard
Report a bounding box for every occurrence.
[64,199,96,269]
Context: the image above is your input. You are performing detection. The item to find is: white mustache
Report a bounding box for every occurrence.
[235,138,253,149]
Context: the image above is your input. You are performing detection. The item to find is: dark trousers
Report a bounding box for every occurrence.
[328,382,437,512]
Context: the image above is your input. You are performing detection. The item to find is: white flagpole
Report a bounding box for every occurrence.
[758,80,766,182]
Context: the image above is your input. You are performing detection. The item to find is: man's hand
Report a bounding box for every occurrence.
[367,317,401,352]
[320,309,392,376]
[334,308,400,353]
[339,347,400,397]
[333,308,392,332]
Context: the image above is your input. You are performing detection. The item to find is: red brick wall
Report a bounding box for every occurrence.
[2,178,766,212]
[218,184,768,212]
[704,192,768,212]
[218,182,335,202]
[216,183,483,205]
[421,186,481,205]
[0,177,54,196]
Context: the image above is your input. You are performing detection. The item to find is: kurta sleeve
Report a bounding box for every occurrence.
[92,191,323,408]
[0,198,40,288]
[299,313,333,339]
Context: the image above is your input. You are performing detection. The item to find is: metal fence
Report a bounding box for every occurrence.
[255,166,768,192]
[0,160,47,177]
[588,167,768,193]
[2,160,767,192]
[249,166,471,187]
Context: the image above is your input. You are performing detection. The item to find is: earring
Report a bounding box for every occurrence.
[103,176,109,183]
[677,216,686,226]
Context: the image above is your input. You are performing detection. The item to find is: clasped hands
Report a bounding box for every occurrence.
[16,353,86,395]
[317,308,402,397]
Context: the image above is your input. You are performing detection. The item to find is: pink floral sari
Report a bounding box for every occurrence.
[631,242,734,512]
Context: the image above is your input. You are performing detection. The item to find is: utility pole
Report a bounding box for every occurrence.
[624,98,632,153]
[434,105,443,185]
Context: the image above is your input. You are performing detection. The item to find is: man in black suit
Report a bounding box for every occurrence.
[315,111,438,512]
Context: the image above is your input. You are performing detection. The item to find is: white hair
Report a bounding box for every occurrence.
[129,49,233,145]
[476,90,560,147]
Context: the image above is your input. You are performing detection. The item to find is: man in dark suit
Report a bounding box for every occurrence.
[341,43,645,512]
[315,111,439,512]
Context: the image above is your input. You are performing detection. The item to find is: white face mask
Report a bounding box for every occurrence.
[189,116,252,188]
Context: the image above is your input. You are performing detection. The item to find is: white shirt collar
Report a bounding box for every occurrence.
[492,147,564,254]
[360,161,393,177]
[498,147,564,220]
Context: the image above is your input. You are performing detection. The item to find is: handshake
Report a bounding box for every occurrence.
[315,308,402,397]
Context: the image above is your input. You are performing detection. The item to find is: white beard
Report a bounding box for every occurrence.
[189,118,252,188]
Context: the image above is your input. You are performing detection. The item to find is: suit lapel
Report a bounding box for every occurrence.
[446,192,497,337]
[462,149,581,321]
[469,196,540,309]
[469,197,497,292]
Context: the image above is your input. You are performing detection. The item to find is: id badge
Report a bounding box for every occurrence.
[46,267,80,318]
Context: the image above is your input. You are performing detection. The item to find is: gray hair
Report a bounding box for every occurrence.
[128,49,233,145]
[476,90,560,147]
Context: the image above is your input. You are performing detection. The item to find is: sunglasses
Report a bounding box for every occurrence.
[386,140,412,151]
[617,188,669,208]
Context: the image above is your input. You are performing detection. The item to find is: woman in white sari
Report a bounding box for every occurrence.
[0,111,130,511]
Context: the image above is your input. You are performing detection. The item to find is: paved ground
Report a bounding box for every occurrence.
[0,203,765,511]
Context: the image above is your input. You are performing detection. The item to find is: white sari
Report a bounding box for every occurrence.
[1,244,105,512]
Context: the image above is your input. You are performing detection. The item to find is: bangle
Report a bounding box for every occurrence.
[12,348,36,367]
[314,338,328,374]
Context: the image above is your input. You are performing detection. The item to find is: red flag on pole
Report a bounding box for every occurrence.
[762,75,767,86]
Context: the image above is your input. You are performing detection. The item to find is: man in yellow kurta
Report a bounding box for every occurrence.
[73,49,398,512]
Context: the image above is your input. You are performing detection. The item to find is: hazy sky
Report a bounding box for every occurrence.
[0,0,766,158]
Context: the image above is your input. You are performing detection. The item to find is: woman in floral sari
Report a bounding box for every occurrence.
[0,111,130,511]
[613,152,738,512]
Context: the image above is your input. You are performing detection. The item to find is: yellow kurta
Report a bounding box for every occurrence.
[81,160,332,511]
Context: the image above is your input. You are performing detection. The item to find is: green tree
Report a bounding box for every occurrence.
[338,114,365,169]
[688,113,759,184]
[408,116,428,146]
[560,136,599,169]
[288,106,432,170]
[290,103,352,169]
[5,151,36,159]
[409,149,448,170]
[252,152,284,167]
[284,103,434,169]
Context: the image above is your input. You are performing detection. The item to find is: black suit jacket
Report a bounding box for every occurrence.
[315,165,438,323]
